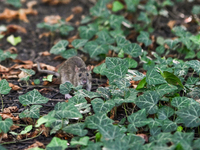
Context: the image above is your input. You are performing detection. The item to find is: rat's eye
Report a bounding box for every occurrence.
[79,73,82,77]
[86,73,89,76]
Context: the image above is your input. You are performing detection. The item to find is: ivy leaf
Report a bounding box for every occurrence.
[124,43,142,57]
[50,40,68,55]
[127,109,149,133]
[171,97,196,110]
[109,15,124,29]
[112,1,124,12]
[105,57,129,69]
[7,35,21,46]
[61,49,77,59]
[190,34,200,45]
[128,70,146,81]
[0,79,11,95]
[155,84,178,97]
[19,105,42,119]
[46,137,68,150]
[68,95,87,105]
[54,102,82,119]
[20,68,35,76]
[161,119,177,132]
[173,132,193,150]
[116,36,130,49]
[6,0,21,8]
[19,89,49,105]
[75,89,101,99]
[164,39,179,49]
[71,136,90,146]
[186,77,199,85]
[0,116,13,133]
[78,24,98,40]
[149,132,173,146]
[135,91,159,114]
[84,41,109,58]
[85,113,114,129]
[72,39,88,49]
[92,98,115,114]
[96,87,111,100]
[125,58,138,68]
[176,103,200,127]
[93,63,106,75]
[62,123,87,136]
[125,0,139,12]
[187,60,200,75]
[20,125,32,134]
[146,69,166,86]
[150,127,161,136]
[95,30,115,45]
[59,82,74,95]
[157,106,175,120]
[90,0,110,17]
[138,12,150,24]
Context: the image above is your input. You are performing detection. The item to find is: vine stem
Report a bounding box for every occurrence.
[1,130,44,145]
[0,94,3,112]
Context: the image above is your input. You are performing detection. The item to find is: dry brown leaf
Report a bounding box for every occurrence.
[42,0,71,5]
[71,6,83,14]
[0,8,37,22]
[0,133,8,141]
[44,15,61,24]
[2,24,27,35]
[27,1,37,9]
[2,74,19,79]
[35,63,57,71]
[10,124,20,131]
[39,32,51,38]
[6,46,18,54]
[0,112,19,121]
[3,106,18,113]
[0,65,9,72]
[39,51,51,56]
[24,141,45,150]
[9,83,22,91]
[13,60,33,69]
[40,124,50,137]
[137,134,148,142]
[167,20,177,29]
[65,14,74,22]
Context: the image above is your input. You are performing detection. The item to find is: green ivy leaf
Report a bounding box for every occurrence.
[109,15,124,29]
[43,75,53,82]
[78,23,98,39]
[124,43,142,57]
[135,91,160,114]
[84,41,109,58]
[171,97,196,110]
[85,113,114,129]
[0,79,11,95]
[161,119,177,132]
[90,0,110,17]
[127,109,149,133]
[62,123,87,136]
[156,46,165,54]
[164,39,179,49]
[72,39,88,49]
[95,30,115,45]
[59,82,74,95]
[20,125,32,134]
[96,87,111,100]
[6,0,21,7]
[192,5,200,15]
[136,77,146,90]
[71,136,90,146]
[125,58,138,68]
[186,77,199,85]
[54,102,82,119]
[187,60,200,75]
[75,89,101,99]
[61,49,77,59]
[176,103,200,127]
[93,63,106,75]
[138,12,150,24]
[7,35,21,46]
[116,36,130,49]
[50,40,68,55]
[19,105,42,119]
[19,89,49,105]
[157,106,175,120]
[125,0,139,12]
[146,69,166,86]
[112,1,124,12]
[0,50,17,62]
[92,98,114,114]
[0,116,13,133]
[155,83,178,97]
[46,137,68,150]
[59,25,74,36]
[137,31,152,46]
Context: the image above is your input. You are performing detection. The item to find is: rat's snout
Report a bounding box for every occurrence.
[82,78,87,84]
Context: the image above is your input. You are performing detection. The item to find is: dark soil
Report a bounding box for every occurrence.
[0,0,200,149]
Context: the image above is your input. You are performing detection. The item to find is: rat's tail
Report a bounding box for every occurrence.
[37,62,60,77]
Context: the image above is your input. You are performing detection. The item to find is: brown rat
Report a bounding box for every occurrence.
[37,56,92,99]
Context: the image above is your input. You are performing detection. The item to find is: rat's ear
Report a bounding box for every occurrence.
[86,65,91,71]
[75,65,80,72]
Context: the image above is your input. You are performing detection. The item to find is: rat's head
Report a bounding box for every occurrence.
[75,65,91,86]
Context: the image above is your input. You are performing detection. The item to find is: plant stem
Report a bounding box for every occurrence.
[0,94,3,112]
[123,103,128,117]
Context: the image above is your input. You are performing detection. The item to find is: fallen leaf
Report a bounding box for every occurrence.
[10,124,20,131]
[39,51,51,56]
[167,20,177,29]
[27,0,37,9]
[2,24,27,35]
[0,112,19,121]
[9,83,22,91]
[71,6,83,14]
[6,46,18,54]
[65,14,74,22]
[137,134,148,142]
[40,124,50,137]
[0,65,9,72]
[44,15,61,24]
[39,32,51,38]
[42,0,71,5]
[184,16,192,23]
[24,141,45,150]
[35,63,57,72]
[3,106,18,113]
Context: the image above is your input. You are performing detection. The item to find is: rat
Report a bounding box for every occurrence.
[37,56,92,99]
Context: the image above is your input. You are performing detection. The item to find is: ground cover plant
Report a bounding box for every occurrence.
[0,0,200,149]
